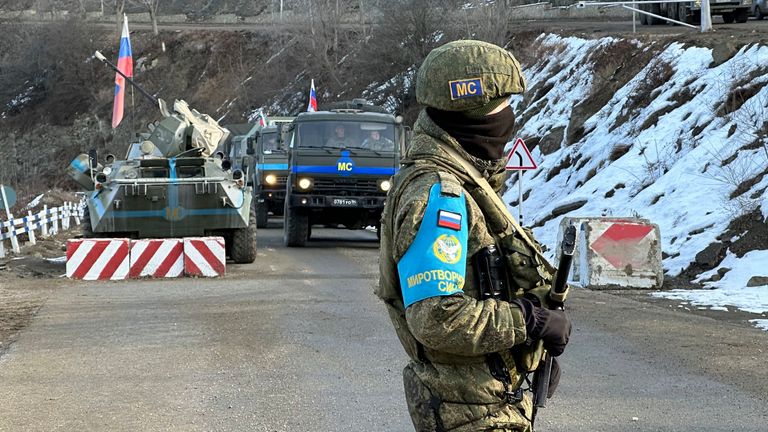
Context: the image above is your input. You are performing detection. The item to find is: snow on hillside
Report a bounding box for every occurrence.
[506,34,768,323]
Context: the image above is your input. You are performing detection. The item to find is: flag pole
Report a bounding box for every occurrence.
[131,85,135,138]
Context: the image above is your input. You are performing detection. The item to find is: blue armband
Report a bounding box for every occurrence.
[398,183,468,308]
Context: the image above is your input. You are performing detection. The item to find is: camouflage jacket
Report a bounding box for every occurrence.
[377,110,548,431]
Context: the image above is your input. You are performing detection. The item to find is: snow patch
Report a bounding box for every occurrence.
[504,35,768,314]
[652,250,768,314]
[750,319,768,331]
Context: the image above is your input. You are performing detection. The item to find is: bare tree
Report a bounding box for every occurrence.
[115,0,125,40]
[462,1,517,47]
[130,0,161,35]
[75,0,87,18]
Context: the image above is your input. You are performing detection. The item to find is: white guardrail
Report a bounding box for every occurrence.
[0,201,85,258]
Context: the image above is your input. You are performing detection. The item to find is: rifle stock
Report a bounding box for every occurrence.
[533,224,577,409]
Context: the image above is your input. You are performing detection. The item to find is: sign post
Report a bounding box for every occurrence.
[0,184,20,254]
[505,139,538,224]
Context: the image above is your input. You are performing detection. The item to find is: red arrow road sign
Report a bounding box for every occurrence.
[505,138,537,170]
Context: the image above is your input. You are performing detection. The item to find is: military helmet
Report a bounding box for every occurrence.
[416,40,526,117]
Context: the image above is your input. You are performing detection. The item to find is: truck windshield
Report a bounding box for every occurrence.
[296,121,396,152]
[261,132,283,153]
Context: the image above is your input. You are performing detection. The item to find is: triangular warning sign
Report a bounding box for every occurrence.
[505,138,537,171]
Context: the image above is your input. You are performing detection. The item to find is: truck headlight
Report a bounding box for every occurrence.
[298,178,313,190]
[379,179,392,192]
[265,174,277,185]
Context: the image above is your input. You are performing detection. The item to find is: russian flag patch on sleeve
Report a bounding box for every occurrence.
[437,210,462,230]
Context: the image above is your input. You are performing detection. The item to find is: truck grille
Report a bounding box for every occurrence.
[312,178,381,195]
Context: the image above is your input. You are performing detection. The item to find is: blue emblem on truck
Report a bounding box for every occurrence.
[336,151,355,176]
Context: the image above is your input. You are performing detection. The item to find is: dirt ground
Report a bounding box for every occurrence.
[0,229,70,356]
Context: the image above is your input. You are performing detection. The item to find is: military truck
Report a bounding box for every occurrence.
[66,51,257,263]
[224,122,262,172]
[249,120,294,228]
[282,100,406,247]
[639,0,752,24]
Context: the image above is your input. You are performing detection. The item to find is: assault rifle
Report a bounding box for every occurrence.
[532,223,577,409]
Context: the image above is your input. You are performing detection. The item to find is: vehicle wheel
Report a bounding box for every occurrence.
[639,4,649,25]
[231,201,257,263]
[649,3,664,24]
[757,5,765,19]
[734,8,749,22]
[659,3,669,21]
[81,205,94,238]
[283,202,308,247]
[722,12,735,23]
[256,202,269,228]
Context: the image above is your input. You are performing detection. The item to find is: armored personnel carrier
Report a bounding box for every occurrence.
[282,99,406,247]
[66,51,257,263]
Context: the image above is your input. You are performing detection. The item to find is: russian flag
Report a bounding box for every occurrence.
[437,210,462,231]
[257,109,268,127]
[112,14,133,128]
[307,79,317,112]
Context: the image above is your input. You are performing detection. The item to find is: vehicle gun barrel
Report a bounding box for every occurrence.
[94,50,159,107]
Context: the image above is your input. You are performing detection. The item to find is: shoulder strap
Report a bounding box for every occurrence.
[441,146,556,273]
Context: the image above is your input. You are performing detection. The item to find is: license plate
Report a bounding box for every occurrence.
[332,198,358,207]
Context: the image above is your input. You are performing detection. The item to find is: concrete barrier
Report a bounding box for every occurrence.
[557,217,663,289]
[184,237,226,278]
[66,238,130,280]
[66,236,226,280]
[129,239,184,279]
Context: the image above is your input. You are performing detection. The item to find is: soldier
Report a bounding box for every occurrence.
[325,124,352,148]
[376,40,572,431]
[361,130,395,151]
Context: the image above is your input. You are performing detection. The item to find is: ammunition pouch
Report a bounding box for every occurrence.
[499,234,544,292]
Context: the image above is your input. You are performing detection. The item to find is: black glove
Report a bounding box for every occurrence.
[511,297,572,357]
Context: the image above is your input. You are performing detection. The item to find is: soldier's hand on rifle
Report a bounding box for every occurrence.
[511,297,572,357]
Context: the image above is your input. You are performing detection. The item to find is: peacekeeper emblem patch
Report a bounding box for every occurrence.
[449,77,483,100]
[433,234,462,264]
[397,183,469,308]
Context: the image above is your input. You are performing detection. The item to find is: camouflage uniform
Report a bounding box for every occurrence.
[376,41,558,431]
[361,136,395,152]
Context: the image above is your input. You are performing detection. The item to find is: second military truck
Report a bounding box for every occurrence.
[250,121,293,228]
[282,100,405,246]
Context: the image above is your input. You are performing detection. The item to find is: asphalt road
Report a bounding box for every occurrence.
[1,221,767,431]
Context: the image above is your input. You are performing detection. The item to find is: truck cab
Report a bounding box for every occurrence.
[282,102,406,246]
[251,122,292,227]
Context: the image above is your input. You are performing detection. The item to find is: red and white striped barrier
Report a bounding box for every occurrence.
[129,239,184,279]
[184,237,226,277]
[66,239,130,280]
